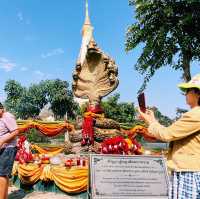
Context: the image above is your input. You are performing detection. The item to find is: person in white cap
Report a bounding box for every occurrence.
[138,74,200,199]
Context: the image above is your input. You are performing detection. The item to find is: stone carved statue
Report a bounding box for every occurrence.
[72,0,118,106]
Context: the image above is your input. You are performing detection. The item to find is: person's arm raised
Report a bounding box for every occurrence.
[138,108,200,142]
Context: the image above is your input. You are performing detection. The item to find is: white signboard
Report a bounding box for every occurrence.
[89,154,169,199]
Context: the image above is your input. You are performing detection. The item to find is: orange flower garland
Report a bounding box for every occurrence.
[17,120,75,137]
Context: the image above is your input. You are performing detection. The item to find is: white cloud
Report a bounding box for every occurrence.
[34,70,44,77]
[0,57,16,72]
[20,67,28,71]
[33,70,52,80]
[41,48,64,59]
[17,11,30,25]
[17,12,23,21]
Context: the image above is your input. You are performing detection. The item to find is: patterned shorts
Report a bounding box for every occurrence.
[0,147,17,178]
[169,171,200,199]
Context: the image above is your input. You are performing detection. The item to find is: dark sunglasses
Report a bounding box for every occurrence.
[186,88,193,93]
[181,88,194,96]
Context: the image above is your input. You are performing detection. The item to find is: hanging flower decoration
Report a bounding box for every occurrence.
[15,136,33,164]
[100,136,142,155]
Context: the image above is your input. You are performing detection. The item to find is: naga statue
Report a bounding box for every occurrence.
[72,1,118,107]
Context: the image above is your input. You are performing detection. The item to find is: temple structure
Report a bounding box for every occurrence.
[72,0,119,106]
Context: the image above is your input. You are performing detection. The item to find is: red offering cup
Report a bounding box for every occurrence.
[65,159,72,168]
[77,158,80,166]
[82,158,86,167]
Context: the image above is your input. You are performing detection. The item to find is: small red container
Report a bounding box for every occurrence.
[82,159,86,167]
[77,158,80,166]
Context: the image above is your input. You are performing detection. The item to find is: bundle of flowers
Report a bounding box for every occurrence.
[15,136,33,164]
[100,136,142,155]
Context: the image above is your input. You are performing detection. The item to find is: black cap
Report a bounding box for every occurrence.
[0,102,4,109]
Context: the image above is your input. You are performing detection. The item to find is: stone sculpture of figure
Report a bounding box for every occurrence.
[72,0,118,107]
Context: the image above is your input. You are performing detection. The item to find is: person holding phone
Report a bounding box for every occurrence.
[138,74,200,199]
[0,102,19,199]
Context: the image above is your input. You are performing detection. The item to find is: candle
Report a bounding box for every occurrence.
[65,159,72,168]
[82,159,86,167]
[77,158,80,166]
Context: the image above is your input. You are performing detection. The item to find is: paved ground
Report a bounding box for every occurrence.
[8,186,75,199]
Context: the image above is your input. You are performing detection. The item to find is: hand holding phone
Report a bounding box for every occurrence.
[137,92,146,113]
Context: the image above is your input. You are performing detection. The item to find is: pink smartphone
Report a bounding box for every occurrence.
[137,93,146,113]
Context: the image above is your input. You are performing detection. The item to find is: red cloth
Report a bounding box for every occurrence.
[81,116,94,145]
[81,105,104,146]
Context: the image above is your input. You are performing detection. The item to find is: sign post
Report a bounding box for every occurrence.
[89,154,169,199]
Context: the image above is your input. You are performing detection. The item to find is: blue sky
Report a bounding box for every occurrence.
[0,0,199,118]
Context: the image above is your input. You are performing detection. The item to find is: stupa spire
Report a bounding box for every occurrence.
[82,0,93,35]
[79,0,94,65]
[84,0,91,25]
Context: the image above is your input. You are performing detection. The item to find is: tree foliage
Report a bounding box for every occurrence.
[100,94,172,126]
[175,107,187,120]
[4,79,80,120]
[126,0,200,92]
[151,106,172,126]
[15,83,48,119]
[42,79,80,120]
[4,80,25,113]
[101,93,136,123]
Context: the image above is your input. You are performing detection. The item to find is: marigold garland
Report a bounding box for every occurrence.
[17,120,74,137]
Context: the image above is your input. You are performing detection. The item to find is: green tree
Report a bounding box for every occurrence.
[41,79,80,120]
[175,107,187,120]
[15,84,47,119]
[151,106,172,126]
[4,79,80,120]
[126,0,200,92]
[101,93,136,123]
[4,80,25,114]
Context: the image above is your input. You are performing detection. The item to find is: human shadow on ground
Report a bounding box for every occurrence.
[8,189,28,199]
